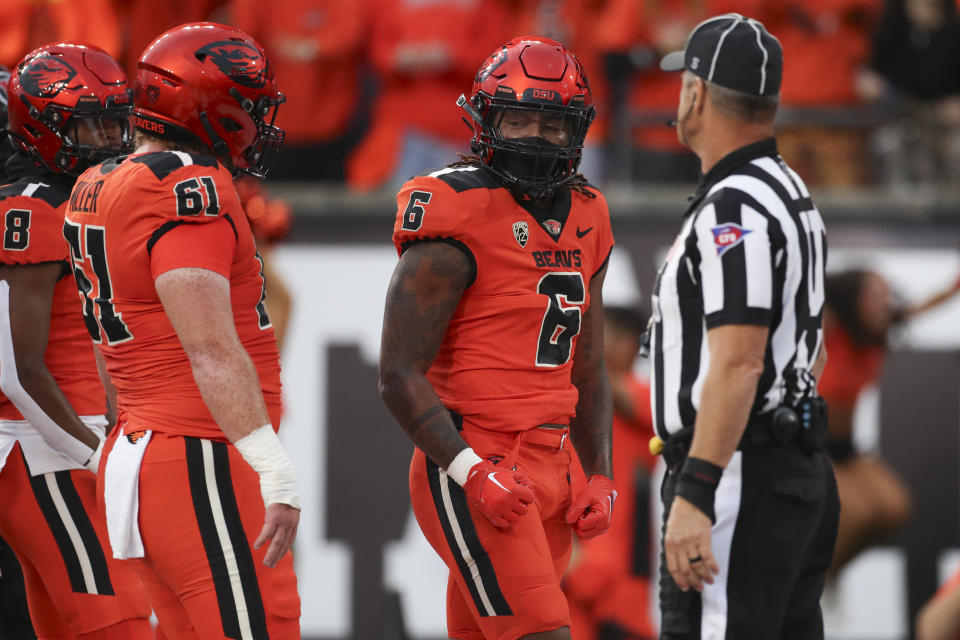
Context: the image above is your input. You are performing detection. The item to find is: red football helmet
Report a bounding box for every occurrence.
[460,36,595,198]
[134,23,285,178]
[6,43,133,176]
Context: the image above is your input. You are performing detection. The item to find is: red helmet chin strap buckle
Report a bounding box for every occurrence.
[457,94,483,126]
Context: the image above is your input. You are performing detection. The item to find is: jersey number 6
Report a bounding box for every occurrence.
[63,220,133,345]
[536,272,584,367]
[401,191,432,232]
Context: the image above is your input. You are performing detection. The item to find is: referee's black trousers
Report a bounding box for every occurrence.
[659,442,840,640]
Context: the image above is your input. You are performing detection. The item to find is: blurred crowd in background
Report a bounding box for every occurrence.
[4,1,960,639]
[4,0,960,194]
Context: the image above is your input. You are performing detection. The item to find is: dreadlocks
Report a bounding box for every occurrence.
[447,154,597,199]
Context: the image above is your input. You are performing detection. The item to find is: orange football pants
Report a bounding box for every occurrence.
[97,429,300,639]
[409,424,575,640]
[0,443,153,640]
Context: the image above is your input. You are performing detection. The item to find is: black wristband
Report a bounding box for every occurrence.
[674,456,724,524]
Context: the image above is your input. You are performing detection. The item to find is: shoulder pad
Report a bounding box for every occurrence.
[0,177,70,209]
[130,151,220,181]
[574,183,608,209]
[98,155,128,176]
[426,165,501,193]
[103,155,236,224]
[395,174,483,237]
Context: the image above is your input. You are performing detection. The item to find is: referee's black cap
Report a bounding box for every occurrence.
[660,13,782,96]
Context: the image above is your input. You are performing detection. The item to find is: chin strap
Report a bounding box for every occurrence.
[198,111,236,175]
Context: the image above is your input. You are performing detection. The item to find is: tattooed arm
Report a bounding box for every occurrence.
[569,262,613,479]
[378,241,472,468]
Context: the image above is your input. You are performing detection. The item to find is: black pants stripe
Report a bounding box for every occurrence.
[425,456,512,617]
[185,437,268,640]
[660,446,839,639]
[24,453,113,596]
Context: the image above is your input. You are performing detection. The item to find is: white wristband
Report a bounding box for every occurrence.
[83,438,104,474]
[233,424,301,509]
[446,447,484,487]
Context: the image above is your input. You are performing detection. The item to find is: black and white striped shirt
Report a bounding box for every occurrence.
[650,138,826,439]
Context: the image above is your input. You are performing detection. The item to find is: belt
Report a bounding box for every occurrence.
[659,413,784,469]
[447,409,568,451]
[739,413,780,448]
[660,426,693,469]
[519,424,569,451]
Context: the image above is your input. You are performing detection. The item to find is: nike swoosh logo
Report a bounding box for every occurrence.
[576,226,593,239]
[488,473,511,493]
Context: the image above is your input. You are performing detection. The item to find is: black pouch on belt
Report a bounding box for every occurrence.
[662,425,694,470]
[768,406,801,446]
[797,396,828,454]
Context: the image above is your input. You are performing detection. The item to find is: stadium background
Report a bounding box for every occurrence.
[3,1,960,638]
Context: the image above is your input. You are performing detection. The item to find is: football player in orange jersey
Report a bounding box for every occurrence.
[379,37,616,640]
[63,23,301,638]
[0,43,155,639]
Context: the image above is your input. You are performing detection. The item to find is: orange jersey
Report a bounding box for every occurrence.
[393,166,614,432]
[0,176,103,419]
[63,151,282,440]
[818,323,885,409]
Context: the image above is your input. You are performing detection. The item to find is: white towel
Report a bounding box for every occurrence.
[103,430,152,559]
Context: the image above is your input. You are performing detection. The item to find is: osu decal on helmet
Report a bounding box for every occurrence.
[134,22,285,178]
[459,36,595,199]
[5,43,133,175]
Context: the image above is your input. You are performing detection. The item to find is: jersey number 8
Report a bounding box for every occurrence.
[3,209,31,251]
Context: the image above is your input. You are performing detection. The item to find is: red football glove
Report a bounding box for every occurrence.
[463,460,535,529]
[565,475,616,540]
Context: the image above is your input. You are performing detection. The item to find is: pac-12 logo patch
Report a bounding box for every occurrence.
[513,221,528,247]
[711,223,752,256]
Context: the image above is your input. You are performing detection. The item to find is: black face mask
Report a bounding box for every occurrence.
[491,136,564,196]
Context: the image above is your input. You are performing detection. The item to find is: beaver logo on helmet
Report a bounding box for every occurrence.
[574,59,591,93]
[20,56,77,99]
[196,40,267,89]
[135,83,161,106]
[476,46,508,85]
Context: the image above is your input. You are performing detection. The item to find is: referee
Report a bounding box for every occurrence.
[650,14,839,639]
